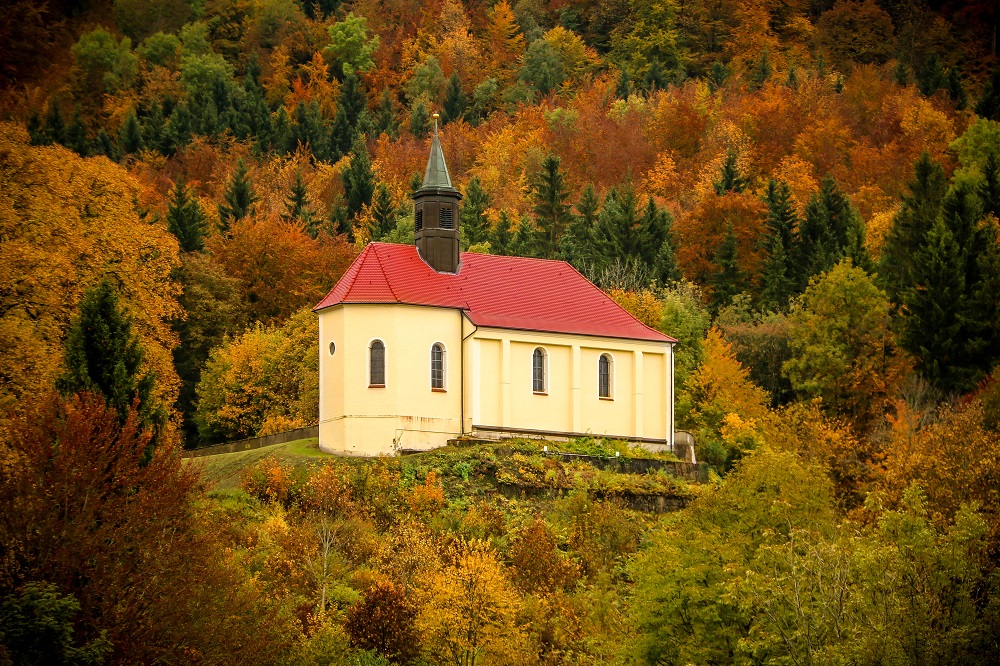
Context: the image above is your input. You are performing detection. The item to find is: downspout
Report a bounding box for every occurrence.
[461,311,478,435]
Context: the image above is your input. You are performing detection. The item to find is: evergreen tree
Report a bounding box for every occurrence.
[143,99,167,154]
[166,178,207,252]
[917,53,944,96]
[893,61,909,86]
[283,171,318,236]
[975,68,1000,121]
[57,280,166,460]
[652,217,680,285]
[165,103,193,153]
[797,177,861,287]
[330,206,354,242]
[979,151,1000,219]
[785,65,798,89]
[644,58,668,92]
[708,61,728,92]
[559,184,599,265]
[27,111,46,145]
[510,215,535,257]
[713,151,746,195]
[615,66,631,100]
[272,106,293,154]
[368,183,397,241]
[749,50,771,91]
[945,68,967,110]
[218,159,259,232]
[44,99,66,145]
[879,152,948,302]
[594,187,641,259]
[119,108,143,155]
[710,223,747,313]
[760,180,799,308]
[461,177,490,247]
[490,210,513,255]
[637,197,672,268]
[374,90,399,139]
[530,153,573,258]
[66,109,90,157]
[330,71,367,160]
[94,128,118,160]
[291,101,328,160]
[442,72,468,124]
[342,136,375,218]
[410,100,430,139]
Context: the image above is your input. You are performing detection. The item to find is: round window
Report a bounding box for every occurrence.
[328,341,336,356]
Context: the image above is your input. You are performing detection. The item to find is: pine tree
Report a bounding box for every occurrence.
[945,68,967,110]
[94,128,118,160]
[44,99,66,145]
[559,185,599,265]
[797,177,862,288]
[713,151,746,195]
[368,183,397,241]
[291,101,328,160]
[410,100,430,139]
[342,136,375,218]
[143,99,166,154]
[760,235,795,310]
[785,65,798,89]
[57,280,167,460]
[975,69,1000,121]
[461,177,490,247]
[374,90,399,139]
[66,109,90,157]
[119,109,144,155]
[644,58,668,92]
[330,71,367,160]
[165,103,193,153]
[531,153,573,258]
[27,111,46,145]
[917,53,944,96]
[218,159,259,232]
[708,61,728,92]
[980,151,1000,219]
[710,223,747,313]
[166,178,208,252]
[652,223,680,285]
[760,180,799,308]
[442,72,468,124]
[490,210,514,255]
[879,152,948,302]
[283,171,318,236]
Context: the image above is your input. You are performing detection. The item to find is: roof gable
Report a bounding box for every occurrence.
[314,243,675,343]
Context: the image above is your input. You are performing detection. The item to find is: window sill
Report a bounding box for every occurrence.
[369,384,385,388]
[431,388,447,393]
[533,391,548,396]
[600,397,614,401]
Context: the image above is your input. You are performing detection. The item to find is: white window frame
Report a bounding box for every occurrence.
[430,342,447,391]
[598,353,614,400]
[532,347,548,395]
[368,338,386,387]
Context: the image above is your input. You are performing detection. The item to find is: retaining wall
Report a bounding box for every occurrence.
[184,425,319,458]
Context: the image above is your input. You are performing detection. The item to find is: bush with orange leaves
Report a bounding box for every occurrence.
[345,580,421,664]
[240,456,296,505]
[508,518,580,594]
[407,470,447,518]
[302,463,355,516]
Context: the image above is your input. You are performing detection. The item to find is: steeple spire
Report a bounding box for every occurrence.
[422,114,453,190]
[413,113,462,273]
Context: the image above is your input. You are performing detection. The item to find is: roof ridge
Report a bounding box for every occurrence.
[370,244,401,302]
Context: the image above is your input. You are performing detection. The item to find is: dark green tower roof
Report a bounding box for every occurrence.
[418,115,459,195]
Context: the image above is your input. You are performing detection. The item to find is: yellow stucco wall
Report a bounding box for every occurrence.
[318,306,675,456]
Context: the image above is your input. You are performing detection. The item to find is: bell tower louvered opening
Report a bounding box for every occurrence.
[413,113,462,273]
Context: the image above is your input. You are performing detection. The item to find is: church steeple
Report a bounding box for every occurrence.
[413,114,462,273]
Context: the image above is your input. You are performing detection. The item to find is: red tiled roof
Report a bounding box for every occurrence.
[315,243,675,343]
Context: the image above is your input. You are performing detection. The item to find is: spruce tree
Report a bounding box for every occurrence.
[945,68,967,110]
[594,187,641,260]
[342,136,375,218]
[708,61,728,92]
[368,183,397,241]
[975,69,1000,121]
[785,65,798,89]
[879,152,948,302]
[638,197,675,273]
[615,66,631,100]
[119,109,144,155]
[760,180,799,308]
[291,101,328,160]
[559,184,599,265]
[272,106,293,154]
[57,280,167,460]
[511,215,535,257]
[283,171,318,236]
[797,177,862,288]
[490,210,513,256]
[917,53,944,96]
[165,103,193,153]
[330,71,367,160]
[749,50,771,90]
[143,99,166,154]
[979,151,1000,219]
[442,72,468,124]
[66,109,90,157]
[644,58,668,92]
[531,153,573,258]
[410,101,430,139]
[94,128,118,160]
[652,221,680,285]
[461,177,490,247]
[218,159,259,232]
[374,90,399,139]
[760,235,795,310]
[166,178,207,252]
[710,223,747,313]
[893,61,909,86]
[44,99,66,145]
[27,111,46,145]
[713,151,746,195]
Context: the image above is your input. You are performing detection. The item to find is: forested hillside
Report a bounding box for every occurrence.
[2,0,1000,664]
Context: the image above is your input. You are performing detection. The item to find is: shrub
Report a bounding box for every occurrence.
[508,519,580,593]
[240,457,295,504]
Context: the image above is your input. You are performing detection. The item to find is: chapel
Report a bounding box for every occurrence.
[313,120,678,456]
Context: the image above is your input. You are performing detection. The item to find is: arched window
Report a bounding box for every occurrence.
[431,343,445,390]
[369,340,385,386]
[532,348,547,393]
[599,353,613,399]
